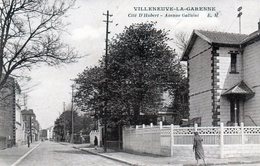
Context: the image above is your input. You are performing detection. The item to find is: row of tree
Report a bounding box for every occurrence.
[53,110,95,142]
[74,22,189,127]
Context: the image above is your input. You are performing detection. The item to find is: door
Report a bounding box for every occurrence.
[230,98,240,125]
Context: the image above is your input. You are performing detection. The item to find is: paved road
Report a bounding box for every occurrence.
[17,141,127,166]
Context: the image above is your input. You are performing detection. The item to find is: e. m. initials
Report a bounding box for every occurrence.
[207,12,219,17]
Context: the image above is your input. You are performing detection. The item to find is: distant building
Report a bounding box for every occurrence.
[157,87,189,125]
[21,109,40,142]
[40,129,48,140]
[15,84,26,145]
[0,78,16,149]
[33,120,40,141]
[47,126,54,140]
[181,21,260,126]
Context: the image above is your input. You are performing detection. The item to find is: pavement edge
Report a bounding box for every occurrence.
[11,142,41,166]
[73,147,139,166]
[62,143,260,166]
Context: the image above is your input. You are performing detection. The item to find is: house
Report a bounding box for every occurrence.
[21,109,40,142]
[0,78,17,149]
[15,84,26,146]
[181,21,260,126]
[40,129,48,140]
[47,126,54,140]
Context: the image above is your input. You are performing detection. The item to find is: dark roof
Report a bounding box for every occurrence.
[196,30,248,45]
[21,109,35,116]
[181,30,248,61]
[222,81,254,96]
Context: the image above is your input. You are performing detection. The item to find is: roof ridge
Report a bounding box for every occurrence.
[196,29,248,36]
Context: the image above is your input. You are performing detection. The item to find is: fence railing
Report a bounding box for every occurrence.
[123,122,260,157]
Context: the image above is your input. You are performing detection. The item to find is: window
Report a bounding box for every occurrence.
[230,53,237,73]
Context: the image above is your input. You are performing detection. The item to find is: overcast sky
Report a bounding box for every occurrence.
[25,0,260,129]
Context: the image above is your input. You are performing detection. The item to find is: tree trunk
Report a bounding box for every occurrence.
[133,100,141,124]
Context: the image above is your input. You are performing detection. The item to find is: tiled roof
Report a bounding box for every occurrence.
[222,81,254,96]
[181,30,248,61]
[196,30,248,45]
[181,29,260,61]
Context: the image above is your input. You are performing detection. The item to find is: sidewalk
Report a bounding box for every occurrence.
[75,146,260,166]
[0,142,40,166]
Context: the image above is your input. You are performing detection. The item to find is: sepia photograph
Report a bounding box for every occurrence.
[0,0,260,165]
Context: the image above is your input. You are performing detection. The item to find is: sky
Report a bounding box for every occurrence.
[24,0,260,129]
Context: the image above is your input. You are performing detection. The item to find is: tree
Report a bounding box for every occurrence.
[74,66,105,118]
[74,22,186,126]
[168,77,189,125]
[106,22,184,124]
[53,110,95,142]
[0,0,78,90]
[173,31,189,53]
[170,31,189,124]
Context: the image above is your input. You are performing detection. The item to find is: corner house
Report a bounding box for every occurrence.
[181,21,260,126]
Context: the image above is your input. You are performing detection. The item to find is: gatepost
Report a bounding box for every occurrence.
[170,124,174,157]
[241,122,245,144]
[220,122,224,158]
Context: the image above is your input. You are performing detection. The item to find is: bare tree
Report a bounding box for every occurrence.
[0,0,78,90]
[173,31,189,53]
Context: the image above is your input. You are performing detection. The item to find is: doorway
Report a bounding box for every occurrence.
[230,98,240,125]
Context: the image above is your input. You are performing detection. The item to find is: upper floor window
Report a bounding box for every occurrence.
[230,53,237,73]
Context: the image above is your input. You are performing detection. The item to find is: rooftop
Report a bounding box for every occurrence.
[196,30,248,45]
[21,109,35,116]
[181,28,260,61]
[222,81,254,96]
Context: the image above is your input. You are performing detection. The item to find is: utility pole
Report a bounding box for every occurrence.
[70,85,74,144]
[103,10,112,152]
[30,115,32,143]
[63,102,66,142]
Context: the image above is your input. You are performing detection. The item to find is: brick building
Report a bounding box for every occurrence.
[182,21,260,126]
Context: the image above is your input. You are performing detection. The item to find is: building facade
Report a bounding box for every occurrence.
[182,21,260,126]
[15,83,26,146]
[15,105,26,146]
[47,126,54,140]
[21,109,40,142]
[0,78,16,149]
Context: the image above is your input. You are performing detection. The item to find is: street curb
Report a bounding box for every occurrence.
[183,160,260,166]
[74,147,260,166]
[74,147,141,166]
[11,142,41,166]
[58,143,135,165]
[61,143,260,166]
